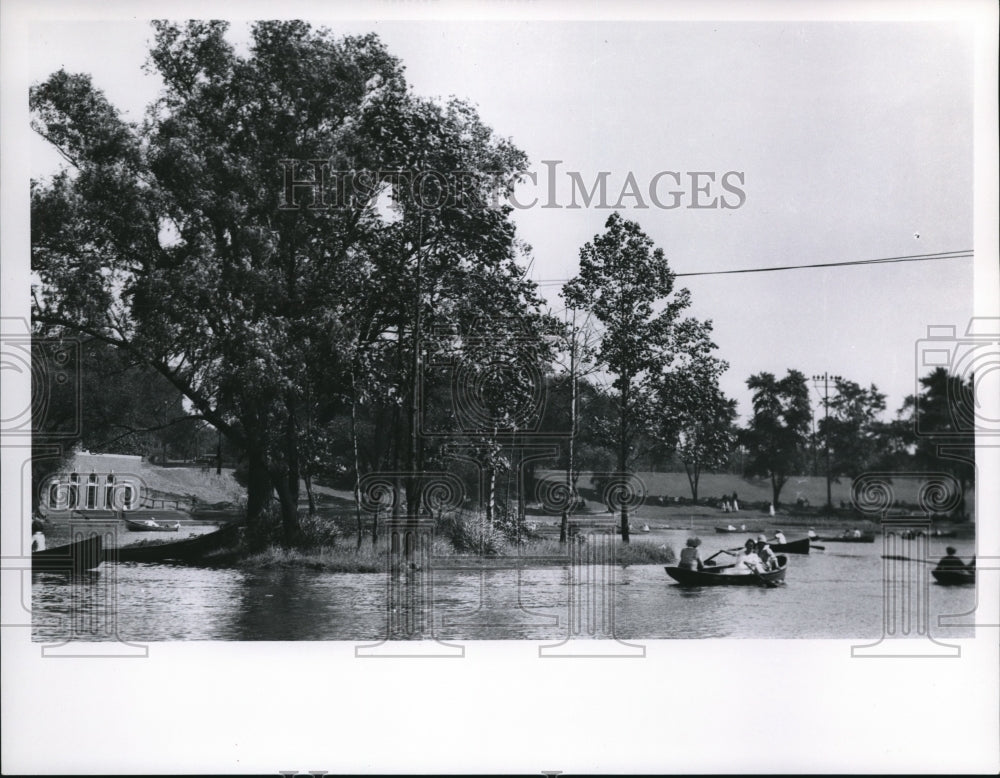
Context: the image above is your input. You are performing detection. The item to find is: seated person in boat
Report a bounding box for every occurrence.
[773,530,787,545]
[935,546,967,570]
[723,539,762,575]
[852,528,862,538]
[756,535,779,571]
[679,537,705,571]
[31,519,46,552]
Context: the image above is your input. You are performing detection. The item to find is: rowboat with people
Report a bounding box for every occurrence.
[714,525,747,534]
[664,554,788,587]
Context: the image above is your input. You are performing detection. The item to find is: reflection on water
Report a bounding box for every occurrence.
[32,537,977,642]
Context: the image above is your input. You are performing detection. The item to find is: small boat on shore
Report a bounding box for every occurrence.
[665,554,788,587]
[125,518,181,532]
[110,523,241,563]
[33,535,104,572]
[931,568,975,586]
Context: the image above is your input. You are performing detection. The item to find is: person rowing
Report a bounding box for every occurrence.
[679,537,705,571]
[935,546,967,570]
[720,539,763,575]
[773,530,787,545]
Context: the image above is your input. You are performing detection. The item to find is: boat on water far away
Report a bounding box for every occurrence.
[819,533,876,543]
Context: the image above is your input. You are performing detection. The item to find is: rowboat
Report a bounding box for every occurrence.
[931,568,975,586]
[125,518,181,532]
[715,525,748,534]
[767,537,811,555]
[33,535,104,572]
[665,554,788,587]
[110,522,241,563]
[819,533,876,543]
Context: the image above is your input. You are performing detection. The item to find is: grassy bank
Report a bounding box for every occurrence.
[207,535,676,572]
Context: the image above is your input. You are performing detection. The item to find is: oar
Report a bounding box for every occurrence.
[705,548,734,564]
[881,554,954,564]
[810,544,825,551]
[745,561,778,588]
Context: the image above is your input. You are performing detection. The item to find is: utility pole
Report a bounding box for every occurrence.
[812,372,841,513]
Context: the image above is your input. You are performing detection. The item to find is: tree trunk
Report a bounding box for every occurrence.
[771,474,786,510]
[684,461,699,504]
[284,394,300,508]
[350,377,364,549]
[486,466,496,527]
[619,382,631,544]
[245,441,270,542]
[304,473,316,516]
[272,472,300,545]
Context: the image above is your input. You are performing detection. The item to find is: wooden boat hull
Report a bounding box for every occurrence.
[33,535,104,572]
[768,537,811,555]
[931,568,975,585]
[110,523,241,563]
[665,555,788,586]
[714,526,747,534]
[125,519,180,532]
[819,535,876,543]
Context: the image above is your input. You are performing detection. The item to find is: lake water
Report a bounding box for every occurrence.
[31,530,976,642]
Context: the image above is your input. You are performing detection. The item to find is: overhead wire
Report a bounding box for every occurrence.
[530,249,973,287]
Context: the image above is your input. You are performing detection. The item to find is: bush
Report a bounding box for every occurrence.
[436,510,507,556]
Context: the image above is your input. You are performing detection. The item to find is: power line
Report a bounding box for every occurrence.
[531,249,973,287]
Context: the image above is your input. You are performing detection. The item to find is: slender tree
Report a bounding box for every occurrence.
[743,370,812,509]
[651,351,737,504]
[563,213,701,542]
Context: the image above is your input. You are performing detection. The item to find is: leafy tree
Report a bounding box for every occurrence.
[651,352,737,504]
[31,21,545,546]
[744,369,812,509]
[817,378,887,482]
[897,367,975,519]
[563,213,706,542]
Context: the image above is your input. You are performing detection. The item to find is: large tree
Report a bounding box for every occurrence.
[30,21,543,544]
[744,369,812,509]
[563,213,708,542]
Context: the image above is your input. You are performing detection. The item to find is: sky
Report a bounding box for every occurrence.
[25,18,976,421]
